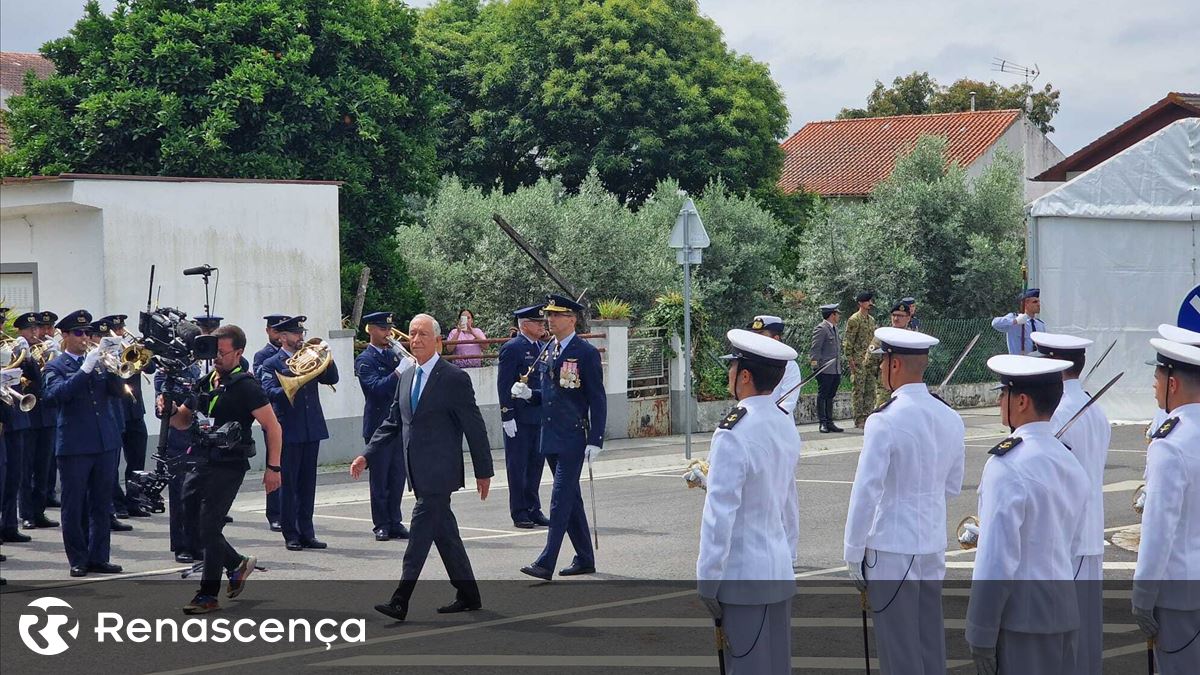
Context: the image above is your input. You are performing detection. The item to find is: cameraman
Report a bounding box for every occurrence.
[168,324,282,614]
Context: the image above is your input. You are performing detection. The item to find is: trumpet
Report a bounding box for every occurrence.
[279,337,335,404]
[87,335,137,379]
[0,367,36,412]
[387,328,417,363]
[957,515,980,550]
[112,331,153,375]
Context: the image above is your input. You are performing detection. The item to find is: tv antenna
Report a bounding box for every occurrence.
[991,58,1040,84]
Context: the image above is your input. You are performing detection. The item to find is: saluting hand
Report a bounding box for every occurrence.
[349,455,367,480]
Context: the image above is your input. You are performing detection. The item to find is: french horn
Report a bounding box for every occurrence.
[279,337,335,404]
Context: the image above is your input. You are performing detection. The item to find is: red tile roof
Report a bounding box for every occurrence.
[778,109,1022,196]
[1,52,56,149]
[1033,92,1200,181]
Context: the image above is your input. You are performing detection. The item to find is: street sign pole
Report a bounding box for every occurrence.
[669,199,710,461]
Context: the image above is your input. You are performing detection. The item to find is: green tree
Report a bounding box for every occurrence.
[418,0,789,205]
[1,0,441,317]
[838,71,1061,134]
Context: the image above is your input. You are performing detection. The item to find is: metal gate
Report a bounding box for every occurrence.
[627,326,670,437]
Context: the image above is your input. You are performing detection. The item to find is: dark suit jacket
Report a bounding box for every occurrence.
[364,355,493,497]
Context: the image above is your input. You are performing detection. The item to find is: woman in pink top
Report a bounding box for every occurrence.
[447,308,487,368]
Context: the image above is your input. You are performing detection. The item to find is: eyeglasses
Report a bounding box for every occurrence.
[69,329,88,337]
[216,349,240,359]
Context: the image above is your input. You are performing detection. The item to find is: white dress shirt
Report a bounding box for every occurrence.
[697,394,801,605]
[1134,402,1200,611]
[409,352,440,404]
[772,359,802,414]
[1052,378,1111,557]
[843,382,966,563]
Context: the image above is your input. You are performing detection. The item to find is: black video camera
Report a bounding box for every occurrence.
[138,307,218,364]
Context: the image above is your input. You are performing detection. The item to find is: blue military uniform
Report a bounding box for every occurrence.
[2,313,43,541]
[498,305,548,527]
[255,314,287,531]
[42,310,126,573]
[259,315,339,548]
[525,295,606,577]
[24,311,61,527]
[354,312,408,540]
[100,315,153,519]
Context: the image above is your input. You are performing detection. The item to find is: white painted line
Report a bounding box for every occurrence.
[797,479,854,485]
[311,654,976,670]
[557,617,1140,633]
[945,561,1138,570]
[1103,480,1143,493]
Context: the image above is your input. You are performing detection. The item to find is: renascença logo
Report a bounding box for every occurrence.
[19,597,80,656]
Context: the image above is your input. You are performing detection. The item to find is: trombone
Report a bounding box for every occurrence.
[387,328,418,364]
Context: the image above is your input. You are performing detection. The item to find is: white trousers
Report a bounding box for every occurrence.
[997,629,1077,675]
[721,597,792,675]
[863,549,946,675]
[1070,554,1103,675]
[1154,607,1200,675]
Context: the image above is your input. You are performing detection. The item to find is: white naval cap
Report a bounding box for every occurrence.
[1031,331,1093,358]
[1158,323,1200,346]
[987,354,1072,388]
[720,328,798,367]
[869,326,939,355]
[1149,337,1200,371]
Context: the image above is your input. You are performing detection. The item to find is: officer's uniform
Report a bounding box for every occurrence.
[255,314,287,531]
[966,355,1089,675]
[155,362,201,560]
[354,312,409,540]
[698,330,801,675]
[35,312,62,508]
[991,288,1045,355]
[1031,332,1111,675]
[1148,324,1200,440]
[42,310,126,574]
[1133,339,1200,674]
[101,315,153,519]
[748,316,801,416]
[260,315,339,548]
[810,304,843,432]
[23,311,60,528]
[498,305,548,527]
[4,313,44,539]
[844,328,965,674]
[842,294,878,426]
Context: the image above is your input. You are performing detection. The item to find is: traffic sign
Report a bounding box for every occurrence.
[1179,284,1200,332]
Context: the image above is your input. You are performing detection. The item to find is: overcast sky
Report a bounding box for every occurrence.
[2,0,1196,155]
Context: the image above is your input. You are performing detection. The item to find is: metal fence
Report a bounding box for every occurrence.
[627,326,669,398]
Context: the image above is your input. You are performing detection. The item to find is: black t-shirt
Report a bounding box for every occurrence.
[199,365,269,470]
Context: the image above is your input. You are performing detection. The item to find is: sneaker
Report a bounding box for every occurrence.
[226,555,256,599]
[183,594,220,615]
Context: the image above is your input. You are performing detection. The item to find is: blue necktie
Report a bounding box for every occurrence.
[410,367,423,412]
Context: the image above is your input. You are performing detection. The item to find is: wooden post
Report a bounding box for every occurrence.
[351,266,370,329]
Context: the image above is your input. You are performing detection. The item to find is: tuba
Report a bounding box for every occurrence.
[279,337,335,404]
[956,515,980,550]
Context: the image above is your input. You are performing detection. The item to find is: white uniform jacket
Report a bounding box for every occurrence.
[772,359,802,415]
[843,382,965,563]
[1134,403,1200,611]
[1052,378,1111,557]
[697,394,801,606]
[966,421,1089,647]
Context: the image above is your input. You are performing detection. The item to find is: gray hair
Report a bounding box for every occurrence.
[410,313,441,336]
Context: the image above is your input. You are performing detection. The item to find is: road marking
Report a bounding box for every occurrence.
[945,561,1138,571]
[311,654,974,669]
[797,479,854,485]
[1103,480,1142,493]
[557,617,1140,633]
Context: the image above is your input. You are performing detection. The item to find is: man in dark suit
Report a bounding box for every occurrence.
[350,313,493,622]
[354,311,412,541]
[513,294,607,581]
[260,315,339,551]
[810,303,844,433]
[497,304,549,529]
[254,314,288,532]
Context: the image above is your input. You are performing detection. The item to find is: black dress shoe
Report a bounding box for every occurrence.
[827,423,844,433]
[127,506,151,518]
[70,566,88,577]
[33,515,59,528]
[530,512,551,526]
[374,601,407,622]
[2,529,32,543]
[389,524,409,539]
[110,517,133,532]
[21,519,38,530]
[269,521,283,532]
[87,561,123,574]
[224,515,233,523]
[175,552,195,563]
[520,564,553,581]
[437,598,482,613]
[115,510,130,519]
[300,539,327,549]
[285,540,303,551]
[559,562,597,576]
[374,529,390,542]
[0,553,6,562]
[818,424,832,433]
[46,497,62,508]
[513,519,536,529]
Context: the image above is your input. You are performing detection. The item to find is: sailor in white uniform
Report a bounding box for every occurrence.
[843,327,965,674]
[966,355,1089,675]
[1132,339,1200,675]
[1031,332,1111,675]
[749,315,802,415]
[697,329,801,675]
[1147,324,1200,439]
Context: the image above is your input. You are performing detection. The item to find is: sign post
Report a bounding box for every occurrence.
[668,199,710,460]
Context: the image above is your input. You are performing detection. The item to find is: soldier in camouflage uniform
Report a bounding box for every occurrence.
[869,301,917,407]
[842,292,877,427]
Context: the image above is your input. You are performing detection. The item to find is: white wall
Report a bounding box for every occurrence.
[967,115,1065,203]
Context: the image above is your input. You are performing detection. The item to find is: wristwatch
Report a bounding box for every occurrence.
[266,464,281,473]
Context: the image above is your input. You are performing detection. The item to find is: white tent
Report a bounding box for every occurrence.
[1027,117,1200,422]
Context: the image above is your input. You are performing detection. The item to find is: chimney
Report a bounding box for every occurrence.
[970,91,977,111]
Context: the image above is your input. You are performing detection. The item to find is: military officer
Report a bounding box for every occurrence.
[748,315,802,415]
[1148,324,1200,438]
[86,317,135,533]
[3,313,43,542]
[901,297,921,332]
[844,328,965,674]
[991,289,1046,355]
[355,311,413,541]
[1132,339,1200,674]
[260,315,339,550]
[42,310,127,577]
[810,303,843,433]
[35,311,63,509]
[104,314,154,519]
[843,292,877,427]
[24,311,61,527]
[697,329,800,674]
[1031,332,1111,675]
[498,305,550,528]
[966,354,1088,675]
[255,314,288,532]
[514,294,606,580]
[867,301,918,408]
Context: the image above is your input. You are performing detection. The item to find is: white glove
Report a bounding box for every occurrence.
[959,521,980,548]
[699,595,722,620]
[846,561,867,593]
[1132,605,1159,637]
[502,419,518,438]
[1,368,22,387]
[1015,313,1030,325]
[585,444,602,462]
[510,381,533,400]
[99,335,123,351]
[15,336,30,352]
[394,357,416,376]
[81,347,103,373]
[969,645,997,675]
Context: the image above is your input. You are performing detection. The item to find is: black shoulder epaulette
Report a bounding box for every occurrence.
[718,406,748,430]
[1152,417,1180,439]
[929,391,952,408]
[870,397,897,415]
[989,436,1023,456]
